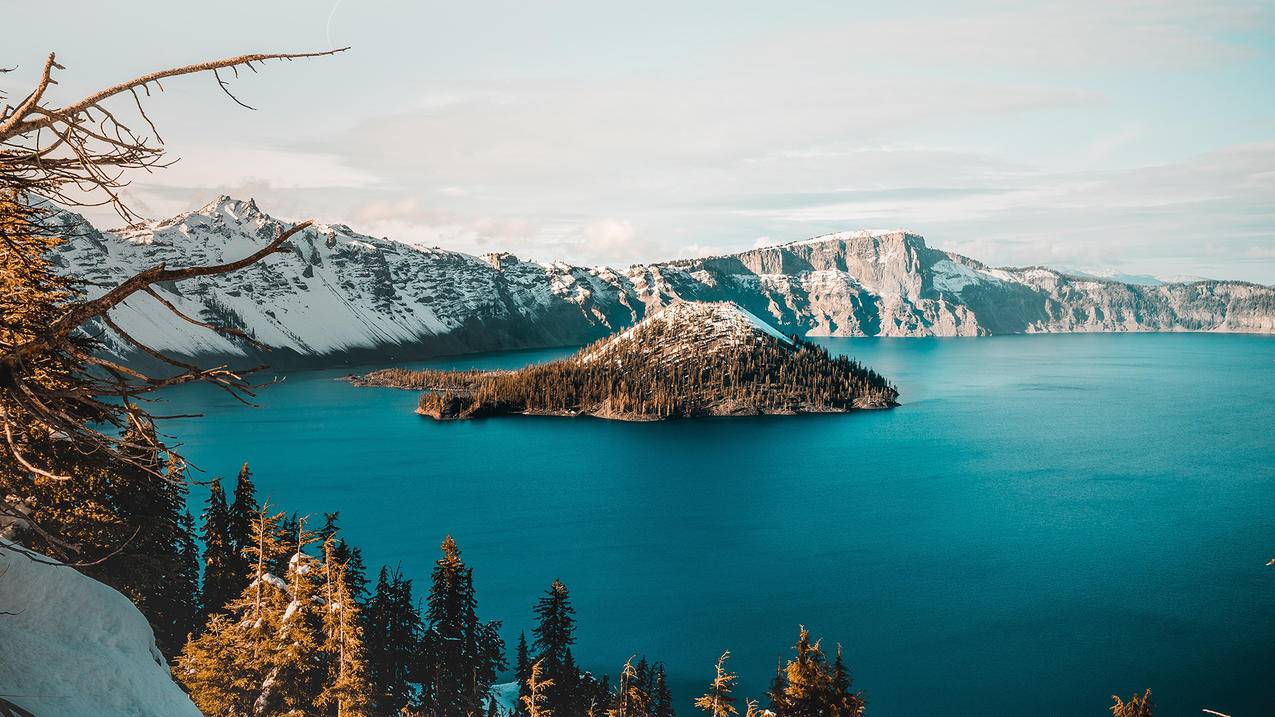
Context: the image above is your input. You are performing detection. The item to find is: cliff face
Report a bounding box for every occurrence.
[48,198,1274,367]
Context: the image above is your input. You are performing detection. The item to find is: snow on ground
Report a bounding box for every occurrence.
[784,229,908,247]
[931,258,1023,293]
[578,301,793,366]
[486,681,520,716]
[0,541,202,717]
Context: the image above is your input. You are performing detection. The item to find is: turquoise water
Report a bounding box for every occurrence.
[158,334,1274,716]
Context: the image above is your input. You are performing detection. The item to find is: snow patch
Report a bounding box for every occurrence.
[0,541,202,717]
[931,259,1017,293]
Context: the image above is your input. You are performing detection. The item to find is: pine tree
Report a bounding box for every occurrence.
[766,660,788,715]
[610,658,652,717]
[173,510,202,646]
[365,565,421,714]
[418,535,506,716]
[522,659,555,717]
[634,658,650,703]
[589,674,612,717]
[767,627,863,717]
[829,644,864,716]
[516,632,533,716]
[270,512,300,576]
[653,665,675,717]
[694,651,738,717]
[177,505,289,716]
[263,516,327,715]
[318,537,374,717]
[781,627,829,717]
[531,579,580,715]
[199,479,238,620]
[227,461,258,576]
[1110,689,1154,717]
[320,512,370,608]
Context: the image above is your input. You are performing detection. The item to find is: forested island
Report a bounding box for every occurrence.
[352,301,899,420]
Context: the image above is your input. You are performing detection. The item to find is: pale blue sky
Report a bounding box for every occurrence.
[3,0,1273,281]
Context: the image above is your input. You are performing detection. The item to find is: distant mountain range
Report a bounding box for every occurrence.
[48,196,1275,368]
[1047,266,1211,287]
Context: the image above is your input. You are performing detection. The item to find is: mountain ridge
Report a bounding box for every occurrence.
[47,196,1275,369]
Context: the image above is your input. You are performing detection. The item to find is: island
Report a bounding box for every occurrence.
[351,301,900,420]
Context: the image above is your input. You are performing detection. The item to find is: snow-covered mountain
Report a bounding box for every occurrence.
[0,542,202,717]
[577,301,794,366]
[48,196,1275,367]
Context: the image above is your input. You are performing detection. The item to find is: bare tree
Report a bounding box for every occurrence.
[0,48,344,558]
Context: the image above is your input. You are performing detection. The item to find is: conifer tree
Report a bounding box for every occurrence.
[318,537,374,717]
[589,674,612,717]
[1110,689,1154,717]
[829,644,864,716]
[173,509,203,645]
[262,516,327,715]
[227,462,258,573]
[610,658,652,717]
[199,479,238,620]
[766,627,863,717]
[417,535,506,716]
[270,512,300,576]
[531,579,580,715]
[634,658,650,702]
[522,659,555,717]
[320,512,370,608]
[766,660,789,715]
[652,665,675,717]
[781,627,830,717]
[365,565,421,714]
[516,632,533,716]
[694,651,738,717]
[178,505,289,716]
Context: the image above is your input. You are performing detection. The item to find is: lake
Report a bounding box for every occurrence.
[157,333,1275,716]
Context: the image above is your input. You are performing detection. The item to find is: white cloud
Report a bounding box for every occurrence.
[13,0,1270,281]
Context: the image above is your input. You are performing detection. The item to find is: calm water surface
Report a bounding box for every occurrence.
[158,334,1275,716]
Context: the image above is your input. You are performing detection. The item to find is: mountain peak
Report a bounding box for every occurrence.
[196,195,263,221]
[578,300,793,366]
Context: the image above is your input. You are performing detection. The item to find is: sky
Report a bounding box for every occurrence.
[3,0,1274,282]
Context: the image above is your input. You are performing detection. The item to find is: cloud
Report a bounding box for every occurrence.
[22,0,1270,282]
[578,220,642,266]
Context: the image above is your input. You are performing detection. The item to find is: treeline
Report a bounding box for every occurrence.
[364,323,897,421]
[176,465,511,715]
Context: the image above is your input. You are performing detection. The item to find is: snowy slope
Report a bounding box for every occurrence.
[0,541,202,717]
[51,197,642,362]
[47,198,1275,368]
[577,301,793,366]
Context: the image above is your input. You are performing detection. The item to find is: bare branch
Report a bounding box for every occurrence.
[1,48,348,141]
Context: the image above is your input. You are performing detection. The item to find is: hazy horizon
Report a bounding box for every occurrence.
[3,0,1273,282]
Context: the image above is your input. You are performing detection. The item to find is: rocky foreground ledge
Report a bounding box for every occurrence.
[351,301,899,421]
